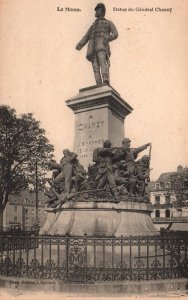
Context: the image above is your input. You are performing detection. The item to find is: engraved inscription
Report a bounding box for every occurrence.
[78,121,104,131]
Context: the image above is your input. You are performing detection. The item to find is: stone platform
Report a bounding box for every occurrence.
[40,201,159,237]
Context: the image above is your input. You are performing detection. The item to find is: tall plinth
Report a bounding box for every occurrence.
[66,84,133,169]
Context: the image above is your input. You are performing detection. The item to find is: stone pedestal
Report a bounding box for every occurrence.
[66,84,133,169]
[40,202,159,237]
[40,84,158,238]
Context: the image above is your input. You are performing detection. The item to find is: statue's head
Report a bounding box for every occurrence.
[142,155,150,163]
[63,149,70,157]
[117,160,127,169]
[52,169,60,179]
[95,3,106,18]
[103,140,111,148]
[122,138,131,148]
[137,159,143,166]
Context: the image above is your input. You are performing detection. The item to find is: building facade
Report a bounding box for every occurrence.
[150,165,188,221]
[3,190,47,229]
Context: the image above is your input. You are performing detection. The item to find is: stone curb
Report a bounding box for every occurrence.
[0,276,187,295]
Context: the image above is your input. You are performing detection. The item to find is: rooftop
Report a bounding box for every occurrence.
[157,172,177,183]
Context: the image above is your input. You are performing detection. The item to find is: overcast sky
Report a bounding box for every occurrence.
[1,0,188,180]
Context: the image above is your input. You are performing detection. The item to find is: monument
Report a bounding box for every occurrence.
[40,3,158,237]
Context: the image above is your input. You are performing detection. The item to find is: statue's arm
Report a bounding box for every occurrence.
[49,162,61,170]
[76,27,91,50]
[108,21,118,42]
[133,143,151,155]
[61,153,78,165]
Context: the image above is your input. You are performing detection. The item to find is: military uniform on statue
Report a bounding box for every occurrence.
[76,3,118,85]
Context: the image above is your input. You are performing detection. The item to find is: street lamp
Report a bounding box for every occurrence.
[35,158,38,227]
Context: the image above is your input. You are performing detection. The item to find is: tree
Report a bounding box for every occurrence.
[0,105,54,226]
[168,166,188,208]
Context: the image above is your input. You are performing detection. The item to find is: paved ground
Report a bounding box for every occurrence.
[0,277,188,298]
[0,289,188,299]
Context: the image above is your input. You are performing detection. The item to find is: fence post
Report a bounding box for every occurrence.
[120,235,123,281]
[129,236,132,281]
[84,232,88,283]
[65,236,69,282]
[146,236,149,280]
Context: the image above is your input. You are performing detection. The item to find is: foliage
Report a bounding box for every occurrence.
[0,105,54,210]
[169,167,188,207]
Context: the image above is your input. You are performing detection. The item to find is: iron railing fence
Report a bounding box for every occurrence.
[0,228,39,252]
[0,233,187,282]
[0,226,40,234]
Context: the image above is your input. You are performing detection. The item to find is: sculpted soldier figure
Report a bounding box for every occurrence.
[116,138,151,175]
[71,158,87,192]
[50,149,78,193]
[46,149,86,208]
[50,149,86,193]
[115,138,151,196]
[93,140,119,200]
[136,155,151,196]
[114,160,129,195]
[76,3,118,85]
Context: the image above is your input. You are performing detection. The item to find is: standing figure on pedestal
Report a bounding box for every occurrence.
[93,140,119,201]
[76,3,118,85]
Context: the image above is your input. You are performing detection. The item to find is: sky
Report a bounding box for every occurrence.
[0,0,188,180]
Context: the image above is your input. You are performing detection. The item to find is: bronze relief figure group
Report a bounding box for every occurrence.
[45,139,151,210]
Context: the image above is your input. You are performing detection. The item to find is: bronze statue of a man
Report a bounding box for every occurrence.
[76,3,118,85]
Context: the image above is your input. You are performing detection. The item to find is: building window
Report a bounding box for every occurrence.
[165,209,170,218]
[155,210,160,218]
[165,195,170,204]
[25,209,28,215]
[155,183,161,190]
[14,206,17,212]
[14,216,17,222]
[165,182,171,189]
[155,196,160,205]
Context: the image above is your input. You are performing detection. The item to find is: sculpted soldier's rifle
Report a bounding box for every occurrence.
[45,175,104,211]
[149,143,152,160]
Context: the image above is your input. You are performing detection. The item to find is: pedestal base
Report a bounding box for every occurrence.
[66,84,133,169]
[40,202,159,237]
